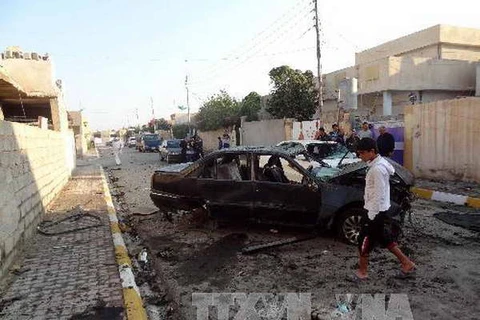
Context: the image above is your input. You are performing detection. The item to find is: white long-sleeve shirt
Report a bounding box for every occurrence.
[364,155,395,220]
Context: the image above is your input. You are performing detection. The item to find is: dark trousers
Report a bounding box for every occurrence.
[358,211,397,256]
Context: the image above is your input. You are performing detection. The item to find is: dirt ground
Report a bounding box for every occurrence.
[100,147,480,320]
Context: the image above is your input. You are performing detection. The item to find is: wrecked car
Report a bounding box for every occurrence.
[150,147,414,244]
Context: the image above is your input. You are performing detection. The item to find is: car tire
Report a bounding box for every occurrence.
[336,207,366,245]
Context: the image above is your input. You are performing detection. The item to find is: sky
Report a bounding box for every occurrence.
[1,0,479,130]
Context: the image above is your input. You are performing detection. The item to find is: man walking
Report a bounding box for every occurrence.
[112,137,123,166]
[353,138,415,281]
[376,126,395,157]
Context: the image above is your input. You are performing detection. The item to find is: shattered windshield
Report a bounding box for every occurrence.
[305,143,349,159]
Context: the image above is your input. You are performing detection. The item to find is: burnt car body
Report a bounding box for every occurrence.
[150,147,414,244]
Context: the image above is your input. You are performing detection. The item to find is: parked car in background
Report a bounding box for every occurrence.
[127,137,137,148]
[139,133,161,152]
[150,147,414,244]
[276,140,360,169]
[159,139,183,163]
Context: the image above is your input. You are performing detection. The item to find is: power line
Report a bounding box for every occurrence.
[190,1,314,85]
[189,14,315,88]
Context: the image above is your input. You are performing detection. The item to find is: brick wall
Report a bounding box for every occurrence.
[0,120,75,278]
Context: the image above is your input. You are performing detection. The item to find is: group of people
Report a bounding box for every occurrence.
[180,134,204,162]
[313,122,396,157]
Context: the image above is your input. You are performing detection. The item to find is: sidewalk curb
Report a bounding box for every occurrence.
[411,187,480,209]
[99,165,148,320]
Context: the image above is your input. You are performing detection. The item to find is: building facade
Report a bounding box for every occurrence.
[323,25,480,118]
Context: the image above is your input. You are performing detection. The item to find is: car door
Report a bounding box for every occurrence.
[252,153,321,225]
[186,152,254,220]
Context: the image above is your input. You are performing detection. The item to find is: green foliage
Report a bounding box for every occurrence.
[172,124,190,139]
[266,65,317,121]
[195,90,240,131]
[239,92,261,121]
[154,118,171,130]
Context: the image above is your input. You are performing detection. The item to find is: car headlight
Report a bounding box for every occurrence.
[170,152,179,155]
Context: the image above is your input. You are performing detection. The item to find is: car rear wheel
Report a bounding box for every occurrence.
[336,208,366,245]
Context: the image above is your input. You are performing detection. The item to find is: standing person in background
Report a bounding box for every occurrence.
[329,124,345,145]
[345,130,360,152]
[358,122,373,139]
[329,123,340,140]
[180,138,187,163]
[218,137,223,150]
[376,126,395,157]
[222,133,230,149]
[314,127,330,141]
[112,136,123,165]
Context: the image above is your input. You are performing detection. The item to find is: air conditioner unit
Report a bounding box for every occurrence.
[24,52,31,60]
[5,50,13,59]
[31,52,39,60]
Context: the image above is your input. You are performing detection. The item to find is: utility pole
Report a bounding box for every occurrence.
[185,75,190,134]
[150,96,155,131]
[314,0,323,119]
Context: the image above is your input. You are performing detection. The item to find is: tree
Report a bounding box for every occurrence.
[195,90,240,131]
[172,124,190,139]
[266,65,317,121]
[155,118,171,131]
[239,91,261,121]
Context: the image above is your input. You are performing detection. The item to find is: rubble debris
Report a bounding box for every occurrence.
[132,206,159,216]
[138,248,148,264]
[241,235,317,254]
[37,211,102,236]
[434,212,480,232]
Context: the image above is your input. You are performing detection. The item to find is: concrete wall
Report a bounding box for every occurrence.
[357,57,477,95]
[441,44,480,61]
[241,119,286,146]
[0,120,75,278]
[355,25,480,65]
[198,128,232,152]
[477,65,480,97]
[0,58,58,97]
[356,25,441,65]
[404,97,480,182]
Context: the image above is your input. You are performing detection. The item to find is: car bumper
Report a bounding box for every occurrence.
[150,190,199,211]
[166,154,183,162]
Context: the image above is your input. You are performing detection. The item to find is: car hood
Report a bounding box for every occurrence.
[329,158,415,185]
[156,162,191,173]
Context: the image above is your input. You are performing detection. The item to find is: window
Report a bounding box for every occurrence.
[190,153,251,181]
[256,155,304,184]
[166,140,180,148]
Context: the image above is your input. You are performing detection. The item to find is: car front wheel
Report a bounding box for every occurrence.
[336,208,366,245]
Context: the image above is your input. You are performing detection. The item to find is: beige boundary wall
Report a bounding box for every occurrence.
[404,97,480,182]
[241,119,290,146]
[0,120,75,278]
[199,128,234,152]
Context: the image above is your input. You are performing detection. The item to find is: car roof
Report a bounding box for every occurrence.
[278,140,338,146]
[211,146,299,157]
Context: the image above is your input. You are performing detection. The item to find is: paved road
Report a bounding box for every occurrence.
[103,146,480,320]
